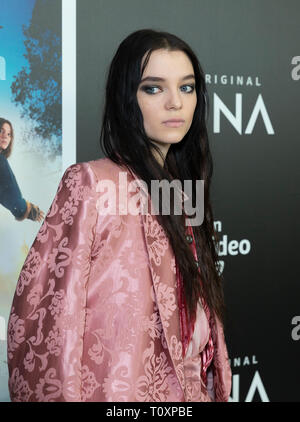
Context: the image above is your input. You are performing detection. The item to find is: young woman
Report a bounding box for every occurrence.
[7,29,232,402]
[0,117,44,222]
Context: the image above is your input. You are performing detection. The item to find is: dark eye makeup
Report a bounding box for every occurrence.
[140,84,195,95]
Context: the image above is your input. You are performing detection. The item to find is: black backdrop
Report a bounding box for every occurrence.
[76,0,300,402]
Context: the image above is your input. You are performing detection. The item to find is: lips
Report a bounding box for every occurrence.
[0,139,8,147]
[162,119,185,123]
[162,119,185,128]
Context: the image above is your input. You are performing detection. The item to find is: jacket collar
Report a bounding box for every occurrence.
[138,188,232,401]
[119,161,232,401]
[125,164,186,393]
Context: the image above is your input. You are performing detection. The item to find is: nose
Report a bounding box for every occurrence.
[165,88,183,110]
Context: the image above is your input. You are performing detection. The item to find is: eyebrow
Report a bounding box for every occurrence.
[140,74,195,83]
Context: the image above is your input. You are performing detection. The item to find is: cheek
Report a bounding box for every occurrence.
[139,102,158,129]
[188,97,197,119]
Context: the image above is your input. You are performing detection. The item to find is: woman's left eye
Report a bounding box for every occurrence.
[181,84,195,93]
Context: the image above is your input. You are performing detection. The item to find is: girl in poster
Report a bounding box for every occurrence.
[0,118,44,222]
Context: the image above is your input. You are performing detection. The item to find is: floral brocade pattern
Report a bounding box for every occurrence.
[7,158,231,402]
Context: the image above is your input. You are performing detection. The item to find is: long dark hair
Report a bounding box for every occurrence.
[100,29,226,327]
[0,118,14,158]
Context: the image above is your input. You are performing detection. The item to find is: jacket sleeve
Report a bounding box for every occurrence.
[7,162,99,402]
[0,153,28,219]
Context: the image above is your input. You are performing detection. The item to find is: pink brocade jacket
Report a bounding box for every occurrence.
[7,158,232,402]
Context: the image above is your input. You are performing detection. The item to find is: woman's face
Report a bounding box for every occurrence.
[0,123,12,150]
[136,49,197,161]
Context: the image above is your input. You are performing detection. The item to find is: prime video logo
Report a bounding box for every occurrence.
[96,172,204,226]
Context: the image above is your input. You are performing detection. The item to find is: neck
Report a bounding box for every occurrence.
[150,142,170,167]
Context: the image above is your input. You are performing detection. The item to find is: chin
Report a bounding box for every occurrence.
[160,133,185,142]
[167,137,185,144]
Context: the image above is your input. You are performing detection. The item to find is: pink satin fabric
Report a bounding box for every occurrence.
[183,300,215,401]
[177,222,214,392]
[7,158,232,402]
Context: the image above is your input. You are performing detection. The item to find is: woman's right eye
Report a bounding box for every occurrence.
[141,85,160,95]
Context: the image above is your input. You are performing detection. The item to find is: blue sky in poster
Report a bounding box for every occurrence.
[0,0,36,109]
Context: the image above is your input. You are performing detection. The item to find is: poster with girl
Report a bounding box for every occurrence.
[0,0,63,401]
